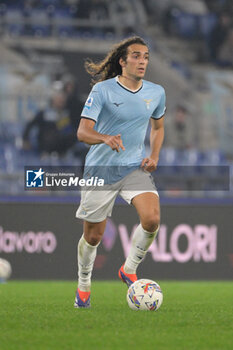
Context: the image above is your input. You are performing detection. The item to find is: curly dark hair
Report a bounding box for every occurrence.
[85,36,148,85]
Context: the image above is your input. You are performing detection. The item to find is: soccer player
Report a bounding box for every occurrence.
[74,36,166,308]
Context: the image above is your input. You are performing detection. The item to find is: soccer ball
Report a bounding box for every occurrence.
[127,279,163,311]
[0,258,12,282]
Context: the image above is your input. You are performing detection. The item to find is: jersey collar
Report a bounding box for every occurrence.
[115,76,143,94]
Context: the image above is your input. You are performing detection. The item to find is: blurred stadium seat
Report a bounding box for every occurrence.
[53,7,74,37]
[173,12,199,39]
[5,6,24,36]
[199,13,217,38]
[29,9,51,37]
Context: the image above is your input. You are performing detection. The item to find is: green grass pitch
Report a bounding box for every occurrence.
[0,281,232,350]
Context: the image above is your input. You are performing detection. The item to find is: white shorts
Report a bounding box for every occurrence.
[76,169,158,223]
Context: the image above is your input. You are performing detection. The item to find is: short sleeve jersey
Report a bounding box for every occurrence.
[81,77,166,183]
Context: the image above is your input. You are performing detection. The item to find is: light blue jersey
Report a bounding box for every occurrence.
[81,76,166,183]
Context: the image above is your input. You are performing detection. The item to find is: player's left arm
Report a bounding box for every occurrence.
[141,116,164,172]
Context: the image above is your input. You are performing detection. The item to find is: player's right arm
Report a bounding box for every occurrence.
[77,119,125,153]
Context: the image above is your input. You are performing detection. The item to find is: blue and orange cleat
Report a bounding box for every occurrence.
[74,288,91,308]
[118,265,137,287]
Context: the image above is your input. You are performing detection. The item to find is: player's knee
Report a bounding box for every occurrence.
[88,234,102,246]
[84,221,105,246]
[85,231,103,246]
[141,213,160,233]
[84,228,104,246]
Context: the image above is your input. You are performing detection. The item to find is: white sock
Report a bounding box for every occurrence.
[77,234,99,292]
[124,223,159,274]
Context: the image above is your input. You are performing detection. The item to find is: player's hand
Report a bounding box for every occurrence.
[141,157,158,172]
[104,134,125,152]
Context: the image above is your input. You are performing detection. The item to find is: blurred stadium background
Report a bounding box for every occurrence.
[0,0,232,281]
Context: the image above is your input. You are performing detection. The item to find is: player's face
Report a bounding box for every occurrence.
[121,44,149,80]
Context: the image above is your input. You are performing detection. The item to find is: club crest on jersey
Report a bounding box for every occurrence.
[85,97,93,109]
[143,99,153,109]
